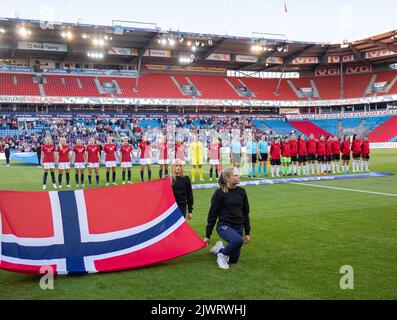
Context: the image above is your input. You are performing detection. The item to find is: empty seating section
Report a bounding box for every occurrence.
[188,75,241,99]
[241,78,297,100]
[0,73,40,96]
[288,121,332,138]
[99,77,136,97]
[343,74,372,98]
[77,77,101,96]
[367,116,397,142]
[1,71,397,99]
[134,74,183,98]
[372,71,397,95]
[310,116,391,137]
[227,77,244,88]
[290,78,313,99]
[44,75,99,97]
[310,120,339,136]
[261,120,302,136]
[314,77,341,100]
[173,75,191,87]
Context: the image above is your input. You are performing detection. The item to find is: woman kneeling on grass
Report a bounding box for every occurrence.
[204,167,251,270]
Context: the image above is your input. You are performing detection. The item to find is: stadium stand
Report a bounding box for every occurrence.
[288,121,333,138]
[188,75,241,99]
[367,116,397,142]
[0,73,40,96]
[0,71,396,100]
[259,120,303,136]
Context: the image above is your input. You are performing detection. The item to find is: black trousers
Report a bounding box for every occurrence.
[5,151,10,165]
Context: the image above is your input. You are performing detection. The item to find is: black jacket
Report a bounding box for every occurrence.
[172,176,194,213]
[206,187,250,238]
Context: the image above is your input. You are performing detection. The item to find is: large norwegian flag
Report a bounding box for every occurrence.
[0,179,205,275]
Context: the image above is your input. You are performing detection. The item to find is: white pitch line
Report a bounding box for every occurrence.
[292,182,397,197]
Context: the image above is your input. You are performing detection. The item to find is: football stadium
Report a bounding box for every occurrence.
[0,0,397,304]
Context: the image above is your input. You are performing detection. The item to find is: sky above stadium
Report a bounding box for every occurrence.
[4,0,397,43]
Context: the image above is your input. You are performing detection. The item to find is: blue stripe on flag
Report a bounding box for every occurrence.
[57,191,86,273]
[2,203,183,270]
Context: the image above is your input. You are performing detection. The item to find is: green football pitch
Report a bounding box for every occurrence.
[0,149,396,300]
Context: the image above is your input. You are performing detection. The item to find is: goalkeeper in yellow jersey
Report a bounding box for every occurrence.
[188,135,206,182]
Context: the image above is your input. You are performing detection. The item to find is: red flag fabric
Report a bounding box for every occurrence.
[0,179,205,275]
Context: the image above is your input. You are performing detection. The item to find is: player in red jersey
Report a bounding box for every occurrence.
[157,136,171,179]
[341,136,351,173]
[56,138,72,189]
[281,137,292,176]
[73,139,87,188]
[209,137,221,181]
[297,135,308,176]
[331,136,342,174]
[118,138,133,185]
[325,136,333,174]
[102,136,119,186]
[138,136,152,182]
[175,139,186,164]
[361,136,371,172]
[270,138,281,178]
[351,134,362,173]
[87,138,101,186]
[316,135,326,175]
[41,136,57,190]
[306,134,317,175]
[290,134,299,176]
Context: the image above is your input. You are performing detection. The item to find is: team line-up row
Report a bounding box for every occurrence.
[35,133,371,189]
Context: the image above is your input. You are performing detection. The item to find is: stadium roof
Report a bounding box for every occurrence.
[0,17,396,73]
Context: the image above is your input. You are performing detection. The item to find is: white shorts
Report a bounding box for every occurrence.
[74,163,86,169]
[140,158,152,165]
[43,162,55,170]
[105,161,117,168]
[209,159,220,165]
[58,163,70,170]
[158,159,171,165]
[87,162,99,169]
[121,162,132,168]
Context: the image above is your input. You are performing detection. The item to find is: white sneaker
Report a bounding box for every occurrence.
[53,184,58,189]
[76,184,80,188]
[128,181,133,184]
[58,185,62,189]
[217,253,229,270]
[106,183,109,187]
[200,178,205,182]
[122,181,126,185]
[43,185,47,190]
[113,183,117,186]
[210,241,224,255]
[67,185,71,188]
[81,184,85,188]
[209,178,213,182]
